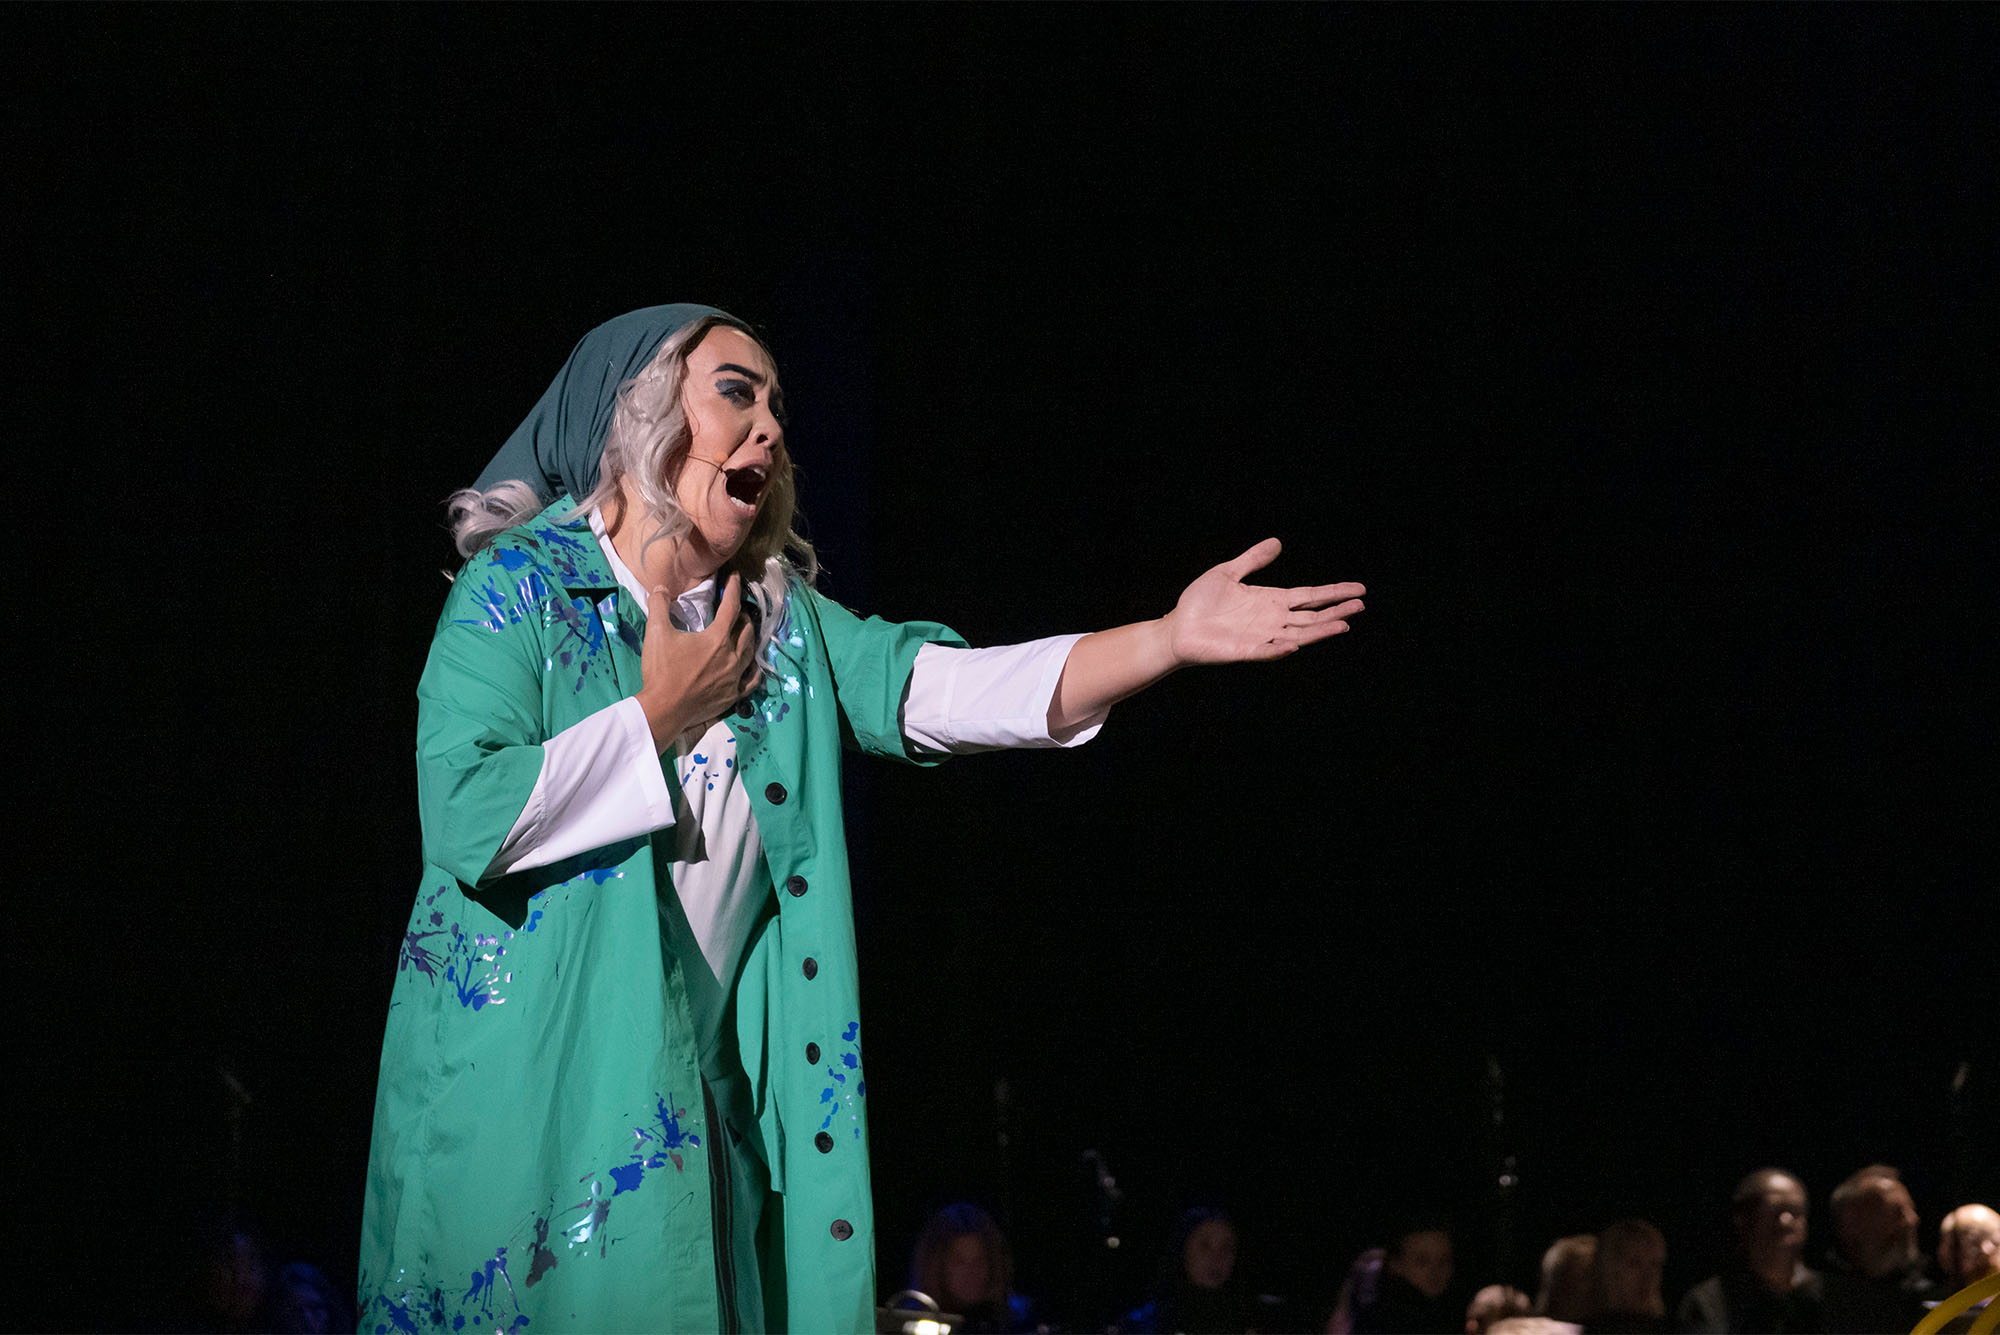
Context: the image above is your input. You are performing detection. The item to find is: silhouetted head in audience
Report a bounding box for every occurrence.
[1133,1207,1256,1335]
[1587,1218,1667,1320]
[1179,1209,1241,1291]
[1465,1284,1532,1334]
[1938,1204,2000,1290]
[1386,1218,1455,1300]
[1535,1234,1596,1321]
[1829,1164,1920,1279]
[1731,1169,1809,1271]
[1348,1219,1457,1334]
[909,1201,1014,1317]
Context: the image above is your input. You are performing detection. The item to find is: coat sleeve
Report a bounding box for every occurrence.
[803,589,967,762]
[414,553,554,890]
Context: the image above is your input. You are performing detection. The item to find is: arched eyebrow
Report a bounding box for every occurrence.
[712,363,767,385]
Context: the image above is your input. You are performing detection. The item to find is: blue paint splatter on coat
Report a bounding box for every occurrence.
[629,1093,702,1173]
[361,1080,711,1322]
[819,1022,868,1132]
[373,1293,420,1335]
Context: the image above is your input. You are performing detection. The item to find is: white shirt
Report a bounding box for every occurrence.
[488,510,1106,1032]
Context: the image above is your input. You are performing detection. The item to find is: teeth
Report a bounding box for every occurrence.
[723,465,769,510]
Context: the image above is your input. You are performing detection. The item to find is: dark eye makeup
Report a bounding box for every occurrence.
[716,378,756,405]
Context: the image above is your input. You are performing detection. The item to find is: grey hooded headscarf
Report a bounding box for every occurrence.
[473,303,747,503]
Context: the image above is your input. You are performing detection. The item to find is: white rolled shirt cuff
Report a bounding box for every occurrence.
[902,634,1107,755]
[488,696,675,878]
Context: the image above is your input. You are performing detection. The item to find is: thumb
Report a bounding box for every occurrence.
[1220,537,1283,580]
[645,586,676,636]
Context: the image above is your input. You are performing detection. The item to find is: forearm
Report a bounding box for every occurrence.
[1047,616,1180,736]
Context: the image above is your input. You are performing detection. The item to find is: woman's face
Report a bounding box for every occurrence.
[1183,1218,1238,1291]
[673,325,783,566]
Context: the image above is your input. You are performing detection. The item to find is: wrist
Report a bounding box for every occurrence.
[1150,612,1188,672]
[634,686,688,753]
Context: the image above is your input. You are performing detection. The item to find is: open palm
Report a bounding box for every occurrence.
[1166,538,1365,665]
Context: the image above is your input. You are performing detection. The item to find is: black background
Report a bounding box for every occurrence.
[8,7,1995,1331]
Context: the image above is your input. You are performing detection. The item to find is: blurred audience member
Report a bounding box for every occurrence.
[1354,1218,1457,1334]
[1931,1204,2000,1334]
[1125,1207,1258,1334]
[1821,1163,1934,1332]
[1538,1235,1598,1324]
[908,1202,1035,1333]
[1467,1284,1533,1333]
[1938,1204,2000,1291]
[1676,1168,1824,1334]
[168,1220,271,1333]
[1326,1247,1385,1335]
[1584,1219,1668,1334]
[266,1261,354,1335]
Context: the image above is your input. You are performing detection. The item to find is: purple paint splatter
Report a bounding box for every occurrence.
[399,929,445,981]
[525,1216,558,1289]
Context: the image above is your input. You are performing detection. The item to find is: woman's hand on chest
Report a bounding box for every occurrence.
[635,571,760,753]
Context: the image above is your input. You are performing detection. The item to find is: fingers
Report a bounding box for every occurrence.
[1286,598,1364,626]
[1285,581,1366,611]
[731,619,765,707]
[709,570,744,636]
[1219,537,1283,579]
[1285,618,1351,646]
[644,586,673,643]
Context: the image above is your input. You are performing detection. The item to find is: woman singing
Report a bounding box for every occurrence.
[360,304,1365,1333]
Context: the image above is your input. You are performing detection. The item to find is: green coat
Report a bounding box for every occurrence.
[361,497,963,1333]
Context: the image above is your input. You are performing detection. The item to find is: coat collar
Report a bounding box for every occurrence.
[527,496,648,694]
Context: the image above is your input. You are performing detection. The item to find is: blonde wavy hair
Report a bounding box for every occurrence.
[448,314,817,668]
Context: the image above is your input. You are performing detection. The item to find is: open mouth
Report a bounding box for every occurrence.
[723,466,768,511]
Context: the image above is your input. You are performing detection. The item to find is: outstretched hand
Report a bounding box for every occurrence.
[1164,538,1365,666]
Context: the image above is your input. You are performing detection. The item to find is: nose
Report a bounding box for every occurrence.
[752,403,783,454]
